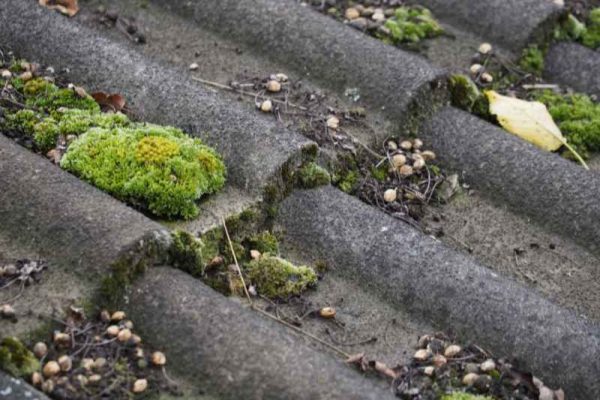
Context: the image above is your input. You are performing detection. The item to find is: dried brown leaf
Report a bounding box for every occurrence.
[91,92,126,112]
[39,0,79,17]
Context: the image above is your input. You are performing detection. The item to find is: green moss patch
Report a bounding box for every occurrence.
[555,9,600,49]
[246,254,317,299]
[519,45,545,75]
[296,162,331,188]
[60,124,225,219]
[0,337,40,378]
[382,6,443,44]
[1,69,226,220]
[534,90,600,157]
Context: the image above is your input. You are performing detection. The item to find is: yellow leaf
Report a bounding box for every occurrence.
[486,90,588,169]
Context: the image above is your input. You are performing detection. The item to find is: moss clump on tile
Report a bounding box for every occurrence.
[296,162,331,188]
[441,394,493,400]
[534,90,600,157]
[0,337,40,378]
[244,231,279,255]
[23,78,100,112]
[169,230,206,276]
[246,254,317,299]
[519,45,545,75]
[61,124,226,219]
[382,6,443,44]
[555,10,600,49]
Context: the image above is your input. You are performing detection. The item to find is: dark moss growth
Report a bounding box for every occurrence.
[314,259,329,274]
[246,254,317,299]
[169,230,205,276]
[297,162,331,188]
[449,75,481,112]
[519,45,545,75]
[337,170,359,193]
[0,337,40,378]
[245,231,279,255]
[583,8,600,49]
[534,90,600,157]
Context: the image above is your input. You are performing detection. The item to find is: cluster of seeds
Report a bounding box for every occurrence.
[256,73,289,113]
[27,309,174,399]
[382,138,437,204]
[469,43,495,85]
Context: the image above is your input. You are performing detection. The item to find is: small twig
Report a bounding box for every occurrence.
[221,217,252,304]
[325,328,377,346]
[192,76,308,111]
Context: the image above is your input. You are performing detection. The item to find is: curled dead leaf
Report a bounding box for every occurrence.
[39,0,79,17]
[91,92,126,112]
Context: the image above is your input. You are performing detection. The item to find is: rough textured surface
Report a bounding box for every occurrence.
[414,0,563,52]
[0,0,312,194]
[421,107,600,255]
[0,372,48,400]
[0,135,170,337]
[545,42,600,98]
[277,187,600,400]
[126,267,395,400]
[153,0,447,136]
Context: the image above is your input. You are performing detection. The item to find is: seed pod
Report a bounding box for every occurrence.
[0,69,11,79]
[123,320,134,330]
[76,374,88,387]
[31,372,43,386]
[326,115,340,129]
[53,332,70,346]
[43,361,60,378]
[421,150,436,161]
[99,310,111,322]
[400,140,412,150]
[391,154,407,170]
[383,189,397,203]
[444,344,462,358]
[345,7,360,20]
[413,349,431,361]
[399,165,414,177]
[480,359,496,372]
[111,311,126,321]
[274,73,288,82]
[417,335,432,349]
[188,63,199,71]
[41,379,55,394]
[151,351,167,366]
[132,334,142,345]
[463,372,479,386]
[432,354,447,368]
[250,250,261,260]
[117,328,132,342]
[265,80,281,93]
[106,325,120,337]
[0,304,15,318]
[93,357,107,370]
[133,378,148,393]
[81,358,94,370]
[481,72,493,83]
[58,355,72,372]
[413,139,423,149]
[423,366,435,376]
[134,348,145,359]
[319,307,336,319]
[88,374,102,384]
[478,42,492,54]
[470,64,483,75]
[260,100,273,113]
[413,158,426,170]
[387,141,398,151]
[19,71,33,82]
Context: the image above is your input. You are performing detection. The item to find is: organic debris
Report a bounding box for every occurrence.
[90,92,126,113]
[0,259,48,317]
[39,0,79,18]
[346,332,564,400]
[94,6,146,44]
[22,307,179,399]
